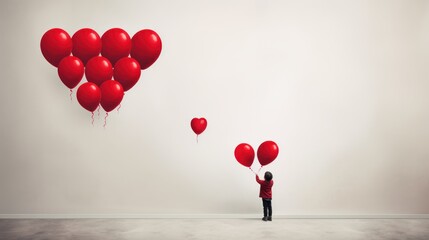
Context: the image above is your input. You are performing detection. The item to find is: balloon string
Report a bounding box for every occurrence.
[69,89,73,101]
[196,134,199,143]
[97,105,101,118]
[249,167,256,174]
[103,112,109,128]
[258,166,263,173]
[91,112,94,125]
[117,104,121,113]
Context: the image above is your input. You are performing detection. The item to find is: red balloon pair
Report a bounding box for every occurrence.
[234,141,279,168]
[41,27,162,114]
[76,81,123,113]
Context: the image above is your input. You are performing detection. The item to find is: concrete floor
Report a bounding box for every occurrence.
[1,218,429,240]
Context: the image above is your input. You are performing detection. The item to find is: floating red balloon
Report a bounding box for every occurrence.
[40,28,72,67]
[234,143,255,168]
[101,28,131,65]
[72,28,102,65]
[131,29,162,70]
[77,82,101,112]
[191,118,207,135]
[113,57,141,91]
[85,56,113,86]
[100,80,124,112]
[57,56,84,89]
[257,141,279,166]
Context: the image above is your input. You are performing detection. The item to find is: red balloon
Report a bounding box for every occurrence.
[234,143,255,168]
[57,56,84,89]
[113,57,141,91]
[40,28,72,67]
[257,141,279,166]
[101,28,131,65]
[76,82,101,112]
[100,80,124,112]
[191,118,207,135]
[85,56,113,86]
[131,29,162,70]
[72,28,102,65]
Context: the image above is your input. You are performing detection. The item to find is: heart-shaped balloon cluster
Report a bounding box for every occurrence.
[40,28,162,120]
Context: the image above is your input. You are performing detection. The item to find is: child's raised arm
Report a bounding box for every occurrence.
[256,174,264,184]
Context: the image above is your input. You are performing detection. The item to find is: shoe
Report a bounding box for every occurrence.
[267,216,272,221]
[262,217,268,221]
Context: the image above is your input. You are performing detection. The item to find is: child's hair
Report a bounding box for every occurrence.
[264,171,273,181]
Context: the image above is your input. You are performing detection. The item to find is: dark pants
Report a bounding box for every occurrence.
[262,198,272,217]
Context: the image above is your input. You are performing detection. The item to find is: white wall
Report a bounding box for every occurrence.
[1,0,429,216]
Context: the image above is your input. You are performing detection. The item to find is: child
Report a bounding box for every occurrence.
[256,171,273,221]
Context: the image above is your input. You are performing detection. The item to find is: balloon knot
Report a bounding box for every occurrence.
[103,112,109,128]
